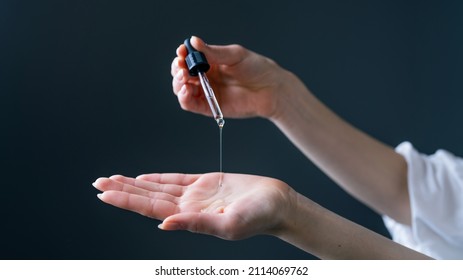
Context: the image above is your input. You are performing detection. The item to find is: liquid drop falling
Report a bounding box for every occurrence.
[218,118,224,187]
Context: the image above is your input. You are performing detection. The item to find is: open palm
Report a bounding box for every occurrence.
[93,172,293,240]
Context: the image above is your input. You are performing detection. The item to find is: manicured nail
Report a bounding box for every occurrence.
[97,193,103,200]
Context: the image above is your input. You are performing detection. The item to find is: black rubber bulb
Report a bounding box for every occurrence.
[184,38,210,76]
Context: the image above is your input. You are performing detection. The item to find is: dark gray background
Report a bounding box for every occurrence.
[1,0,462,259]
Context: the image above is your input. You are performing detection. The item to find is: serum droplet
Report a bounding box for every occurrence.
[216,118,225,128]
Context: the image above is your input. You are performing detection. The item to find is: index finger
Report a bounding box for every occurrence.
[98,191,179,220]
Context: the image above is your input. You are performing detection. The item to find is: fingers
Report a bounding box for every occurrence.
[171,57,193,90]
[172,70,200,98]
[172,67,186,93]
[93,174,194,221]
[97,191,179,220]
[136,173,201,186]
[178,84,212,115]
[109,175,185,197]
[171,55,201,100]
[93,177,181,201]
[170,56,182,78]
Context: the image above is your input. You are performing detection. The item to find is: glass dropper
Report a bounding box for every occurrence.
[184,38,224,128]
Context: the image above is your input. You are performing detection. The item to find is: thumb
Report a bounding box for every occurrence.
[190,35,246,66]
[159,212,232,239]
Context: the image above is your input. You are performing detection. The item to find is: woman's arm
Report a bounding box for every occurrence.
[271,71,410,224]
[278,191,428,259]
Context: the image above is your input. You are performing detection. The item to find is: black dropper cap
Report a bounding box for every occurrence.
[184,38,210,76]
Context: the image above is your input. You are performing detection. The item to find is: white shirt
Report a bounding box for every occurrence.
[383,142,463,259]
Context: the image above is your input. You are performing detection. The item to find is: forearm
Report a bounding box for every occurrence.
[270,71,410,224]
[277,192,431,259]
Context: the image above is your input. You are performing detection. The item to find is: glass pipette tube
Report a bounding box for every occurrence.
[184,37,225,128]
[197,71,225,128]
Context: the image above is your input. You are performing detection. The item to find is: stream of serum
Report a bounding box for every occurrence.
[217,118,224,187]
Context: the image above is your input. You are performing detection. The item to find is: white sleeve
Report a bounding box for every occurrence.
[383,141,463,259]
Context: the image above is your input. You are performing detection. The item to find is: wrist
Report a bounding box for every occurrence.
[272,190,318,243]
[267,185,321,249]
[268,70,316,124]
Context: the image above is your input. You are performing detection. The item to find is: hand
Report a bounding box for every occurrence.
[93,172,295,240]
[93,172,431,259]
[171,36,289,119]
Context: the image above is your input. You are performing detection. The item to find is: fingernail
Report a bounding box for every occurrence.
[97,193,103,200]
[157,223,164,230]
[92,178,100,187]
